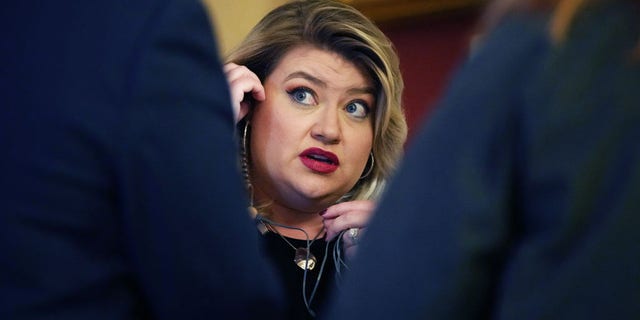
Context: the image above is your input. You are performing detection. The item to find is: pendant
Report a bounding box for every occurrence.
[294,247,317,270]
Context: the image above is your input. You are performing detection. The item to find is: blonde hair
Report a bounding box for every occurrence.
[479,0,640,48]
[228,0,407,204]
[549,0,588,42]
[549,0,640,58]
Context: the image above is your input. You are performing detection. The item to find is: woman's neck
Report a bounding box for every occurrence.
[260,202,326,240]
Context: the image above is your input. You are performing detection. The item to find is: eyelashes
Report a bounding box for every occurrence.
[345,100,370,119]
[286,86,371,120]
[287,87,316,106]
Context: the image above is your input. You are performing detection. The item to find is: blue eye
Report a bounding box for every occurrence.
[345,101,370,119]
[287,87,315,106]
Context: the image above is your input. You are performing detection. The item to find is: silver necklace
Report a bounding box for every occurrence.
[260,219,324,270]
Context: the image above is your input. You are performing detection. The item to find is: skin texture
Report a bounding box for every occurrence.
[225,45,376,243]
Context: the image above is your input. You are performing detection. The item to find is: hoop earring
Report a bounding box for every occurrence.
[241,121,251,186]
[242,121,259,219]
[359,152,375,180]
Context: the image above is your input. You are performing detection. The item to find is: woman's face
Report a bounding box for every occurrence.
[250,45,375,213]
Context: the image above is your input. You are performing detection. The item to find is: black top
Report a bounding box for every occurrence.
[262,230,342,319]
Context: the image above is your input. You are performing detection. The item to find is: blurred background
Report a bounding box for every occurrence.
[204,0,485,140]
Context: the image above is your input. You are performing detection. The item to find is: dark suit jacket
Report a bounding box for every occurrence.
[0,0,282,318]
[326,1,640,319]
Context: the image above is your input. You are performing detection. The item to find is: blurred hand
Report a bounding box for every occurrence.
[223,63,265,123]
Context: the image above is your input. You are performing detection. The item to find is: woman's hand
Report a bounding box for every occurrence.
[321,200,376,258]
[223,63,265,123]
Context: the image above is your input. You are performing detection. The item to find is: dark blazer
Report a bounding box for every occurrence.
[327,1,640,319]
[0,0,282,318]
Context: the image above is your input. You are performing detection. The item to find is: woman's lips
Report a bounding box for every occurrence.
[299,147,339,174]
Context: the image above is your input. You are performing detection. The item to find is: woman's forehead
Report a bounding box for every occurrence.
[269,45,374,89]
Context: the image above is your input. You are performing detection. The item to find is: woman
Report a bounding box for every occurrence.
[224,0,407,318]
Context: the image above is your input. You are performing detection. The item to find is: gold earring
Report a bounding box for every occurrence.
[359,152,375,180]
[242,121,258,219]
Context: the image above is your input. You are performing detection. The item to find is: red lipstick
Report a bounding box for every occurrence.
[299,147,339,174]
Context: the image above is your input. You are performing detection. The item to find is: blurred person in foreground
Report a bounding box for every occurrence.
[0,0,283,318]
[326,0,640,318]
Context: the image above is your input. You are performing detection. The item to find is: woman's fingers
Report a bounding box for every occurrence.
[322,200,376,241]
[223,63,265,122]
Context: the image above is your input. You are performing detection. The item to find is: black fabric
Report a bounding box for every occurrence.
[326,2,640,319]
[262,231,340,319]
[0,0,284,318]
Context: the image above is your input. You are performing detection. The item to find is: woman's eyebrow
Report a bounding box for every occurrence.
[347,87,375,95]
[284,71,326,88]
[285,71,375,95]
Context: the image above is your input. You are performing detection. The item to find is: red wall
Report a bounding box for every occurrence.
[380,10,479,141]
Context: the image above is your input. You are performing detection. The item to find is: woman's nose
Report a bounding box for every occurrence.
[311,106,341,144]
